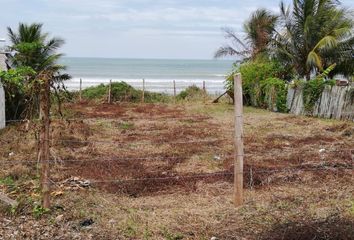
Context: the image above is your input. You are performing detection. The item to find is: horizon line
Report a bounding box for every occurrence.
[62,56,236,61]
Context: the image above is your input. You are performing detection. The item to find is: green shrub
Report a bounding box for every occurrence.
[223,59,288,110]
[260,77,288,112]
[177,85,204,101]
[81,81,169,103]
[0,67,36,120]
[239,60,285,107]
[302,79,335,112]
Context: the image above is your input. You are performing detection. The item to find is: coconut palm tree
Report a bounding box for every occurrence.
[215,9,278,61]
[274,0,353,79]
[6,23,70,118]
[8,23,66,74]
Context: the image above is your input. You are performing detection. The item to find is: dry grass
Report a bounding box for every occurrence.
[0,102,353,239]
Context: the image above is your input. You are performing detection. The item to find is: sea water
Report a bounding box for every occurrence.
[60,58,234,95]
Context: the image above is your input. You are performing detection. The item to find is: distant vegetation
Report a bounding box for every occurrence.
[81,82,209,103]
[177,85,205,101]
[82,81,169,103]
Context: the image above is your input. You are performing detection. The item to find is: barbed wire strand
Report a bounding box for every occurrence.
[0,148,353,165]
[46,166,353,185]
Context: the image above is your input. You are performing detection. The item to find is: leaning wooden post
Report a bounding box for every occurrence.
[0,192,18,207]
[39,74,51,209]
[173,80,176,102]
[234,73,244,206]
[142,78,145,103]
[108,79,112,104]
[79,78,82,101]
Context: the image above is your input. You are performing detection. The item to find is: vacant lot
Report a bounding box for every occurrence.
[0,102,353,239]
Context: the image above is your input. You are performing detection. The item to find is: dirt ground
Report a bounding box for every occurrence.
[0,101,353,239]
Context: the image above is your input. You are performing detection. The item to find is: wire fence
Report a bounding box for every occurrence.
[0,88,353,196]
[65,78,225,95]
[36,165,353,186]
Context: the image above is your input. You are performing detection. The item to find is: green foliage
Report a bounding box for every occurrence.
[260,77,288,112]
[32,205,50,219]
[275,0,353,78]
[238,60,285,107]
[118,121,135,130]
[315,64,337,81]
[162,228,184,240]
[0,67,36,88]
[224,60,288,112]
[215,9,278,60]
[0,176,15,187]
[176,85,204,101]
[0,67,37,119]
[5,22,70,119]
[82,81,169,103]
[82,83,108,100]
[294,64,338,112]
[302,78,335,112]
[350,200,354,216]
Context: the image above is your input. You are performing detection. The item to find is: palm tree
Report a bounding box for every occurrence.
[274,0,353,79]
[215,9,278,61]
[8,23,66,74]
[6,23,70,118]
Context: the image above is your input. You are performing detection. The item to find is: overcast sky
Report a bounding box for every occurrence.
[0,0,353,59]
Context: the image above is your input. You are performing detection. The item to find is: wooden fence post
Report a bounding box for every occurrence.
[203,81,206,103]
[234,73,244,207]
[108,79,112,104]
[173,80,176,102]
[79,78,82,101]
[142,78,145,103]
[39,75,51,209]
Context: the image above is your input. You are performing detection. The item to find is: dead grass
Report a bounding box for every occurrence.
[0,102,353,239]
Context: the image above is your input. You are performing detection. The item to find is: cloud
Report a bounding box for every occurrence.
[0,0,353,58]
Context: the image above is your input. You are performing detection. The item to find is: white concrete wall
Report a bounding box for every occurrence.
[0,53,6,129]
[0,83,5,129]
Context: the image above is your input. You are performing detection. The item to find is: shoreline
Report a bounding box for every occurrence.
[65,77,226,94]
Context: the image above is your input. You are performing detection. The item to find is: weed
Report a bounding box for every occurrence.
[0,176,15,186]
[122,219,138,237]
[350,200,354,216]
[162,228,184,240]
[32,205,50,219]
[119,121,135,130]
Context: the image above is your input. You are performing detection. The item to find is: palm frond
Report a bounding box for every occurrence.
[214,45,249,59]
[307,51,323,70]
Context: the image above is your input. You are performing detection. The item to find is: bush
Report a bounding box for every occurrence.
[0,67,36,120]
[260,77,288,112]
[81,81,169,103]
[223,60,289,112]
[239,60,285,107]
[302,79,336,112]
[177,85,204,101]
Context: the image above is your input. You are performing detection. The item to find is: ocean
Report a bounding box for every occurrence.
[60,58,234,94]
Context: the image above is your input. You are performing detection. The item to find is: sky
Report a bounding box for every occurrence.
[0,0,353,59]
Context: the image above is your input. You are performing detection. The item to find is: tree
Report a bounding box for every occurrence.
[215,9,278,61]
[274,0,353,79]
[5,23,70,118]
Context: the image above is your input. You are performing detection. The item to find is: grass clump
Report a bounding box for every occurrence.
[118,121,135,130]
[177,85,205,101]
